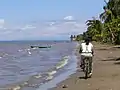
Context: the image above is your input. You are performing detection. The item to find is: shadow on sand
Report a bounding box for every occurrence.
[96,46,120,51]
[96,48,108,50]
[112,46,120,49]
[114,62,120,65]
[101,57,120,61]
[78,76,87,79]
[100,57,120,65]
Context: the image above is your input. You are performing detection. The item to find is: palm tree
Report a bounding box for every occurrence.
[100,6,113,22]
[86,18,103,41]
[107,0,120,17]
[99,0,118,43]
[76,0,120,44]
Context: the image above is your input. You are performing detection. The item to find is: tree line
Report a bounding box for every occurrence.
[75,0,120,44]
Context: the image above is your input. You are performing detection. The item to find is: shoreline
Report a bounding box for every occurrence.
[37,42,79,90]
[49,41,81,90]
[0,42,78,90]
[52,42,120,90]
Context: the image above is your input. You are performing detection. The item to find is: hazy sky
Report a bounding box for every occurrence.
[0,0,105,40]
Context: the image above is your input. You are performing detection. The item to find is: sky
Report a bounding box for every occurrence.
[0,0,105,40]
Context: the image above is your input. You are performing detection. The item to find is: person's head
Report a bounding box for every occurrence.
[85,37,90,45]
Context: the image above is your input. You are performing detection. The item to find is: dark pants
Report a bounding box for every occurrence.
[81,55,93,73]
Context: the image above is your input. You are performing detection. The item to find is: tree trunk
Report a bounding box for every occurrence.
[109,28,115,44]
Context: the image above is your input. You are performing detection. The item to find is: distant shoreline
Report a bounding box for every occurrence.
[0,40,72,42]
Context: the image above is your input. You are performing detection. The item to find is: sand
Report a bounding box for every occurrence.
[52,42,120,90]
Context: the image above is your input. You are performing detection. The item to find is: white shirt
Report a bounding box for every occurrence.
[80,42,93,57]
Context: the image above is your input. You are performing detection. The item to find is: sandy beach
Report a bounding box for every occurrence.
[52,42,120,90]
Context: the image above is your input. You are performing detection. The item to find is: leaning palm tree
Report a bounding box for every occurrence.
[100,6,114,23]
[103,0,120,19]
[99,0,117,43]
[86,18,103,41]
[107,0,120,17]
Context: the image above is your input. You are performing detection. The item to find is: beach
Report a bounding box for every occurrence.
[52,42,120,90]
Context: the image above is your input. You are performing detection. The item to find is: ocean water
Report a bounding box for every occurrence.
[0,40,78,90]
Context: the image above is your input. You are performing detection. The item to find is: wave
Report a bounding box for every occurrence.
[4,55,70,90]
[55,56,69,69]
[47,70,57,76]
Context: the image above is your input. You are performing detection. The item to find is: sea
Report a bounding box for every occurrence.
[0,40,78,90]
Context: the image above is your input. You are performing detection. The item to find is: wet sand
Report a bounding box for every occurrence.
[52,42,120,90]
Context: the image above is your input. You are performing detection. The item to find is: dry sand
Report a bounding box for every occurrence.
[52,42,120,90]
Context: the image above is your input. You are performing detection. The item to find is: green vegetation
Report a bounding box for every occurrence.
[75,0,120,44]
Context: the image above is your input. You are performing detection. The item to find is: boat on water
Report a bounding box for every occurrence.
[30,45,51,48]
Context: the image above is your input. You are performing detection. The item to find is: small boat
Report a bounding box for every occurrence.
[31,46,51,48]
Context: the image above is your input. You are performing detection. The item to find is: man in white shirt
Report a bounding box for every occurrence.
[79,37,94,77]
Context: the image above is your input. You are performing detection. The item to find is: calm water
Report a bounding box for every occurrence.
[0,41,77,90]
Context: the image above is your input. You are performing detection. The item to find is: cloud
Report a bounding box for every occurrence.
[0,19,5,25]
[36,21,86,37]
[21,25,36,30]
[64,16,75,21]
[0,19,5,29]
[0,18,86,40]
